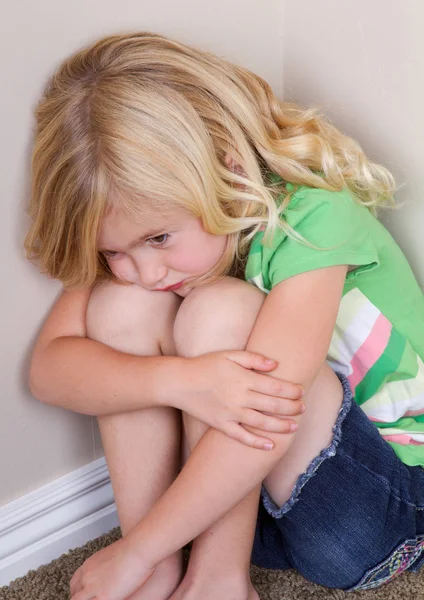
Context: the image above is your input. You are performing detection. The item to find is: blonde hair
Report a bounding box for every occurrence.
[25,31,395,288]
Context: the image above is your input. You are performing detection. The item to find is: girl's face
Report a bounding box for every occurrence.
[98,207,227,297]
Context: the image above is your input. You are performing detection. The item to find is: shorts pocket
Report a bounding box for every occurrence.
[347,535,424,591]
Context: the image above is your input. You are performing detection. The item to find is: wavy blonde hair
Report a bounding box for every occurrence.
[25,31,395,288]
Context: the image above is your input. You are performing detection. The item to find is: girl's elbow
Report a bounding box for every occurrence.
[28,357,51,404]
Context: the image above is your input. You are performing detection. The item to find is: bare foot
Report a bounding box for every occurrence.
[248,582,261,600]
[168,575,260,600]
[248,582,260,600]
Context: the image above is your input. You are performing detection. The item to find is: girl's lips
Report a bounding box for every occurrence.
[156,281,185,292]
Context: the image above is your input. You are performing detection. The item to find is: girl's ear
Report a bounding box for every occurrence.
[224,152,245,177]
[224,152,248,193]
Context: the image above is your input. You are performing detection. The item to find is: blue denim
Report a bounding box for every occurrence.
[251,374,424,591]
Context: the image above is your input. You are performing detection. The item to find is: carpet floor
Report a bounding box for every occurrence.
[1,528,424,599]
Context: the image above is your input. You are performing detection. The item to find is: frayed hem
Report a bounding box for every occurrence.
[261,373,353,519]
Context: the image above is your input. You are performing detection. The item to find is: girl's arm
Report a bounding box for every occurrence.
[123,264,348,564]
[29,287,181,415]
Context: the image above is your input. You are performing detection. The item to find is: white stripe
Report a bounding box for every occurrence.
[380,429,424,443]
[327,289,381,375]
[364,390,424,422]
[326,358,351,377]
[247,274,269,294]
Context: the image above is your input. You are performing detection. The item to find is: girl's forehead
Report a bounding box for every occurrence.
[98,205,192,248]
[105,204,186,229]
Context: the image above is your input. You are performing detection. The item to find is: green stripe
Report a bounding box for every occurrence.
[385,442,424,467]
[384,338,420,385]
[375,417,424,431]
[355,328,406,405]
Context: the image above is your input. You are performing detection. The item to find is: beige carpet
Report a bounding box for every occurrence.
[1,528,424,599]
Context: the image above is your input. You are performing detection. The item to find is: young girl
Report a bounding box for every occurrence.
[25,32,424,600]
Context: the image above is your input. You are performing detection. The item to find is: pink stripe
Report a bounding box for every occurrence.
[348,314,392,391]
[405,409,424,417]
[382,434,424,446]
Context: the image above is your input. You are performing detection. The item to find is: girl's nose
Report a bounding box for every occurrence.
[135,257,168,289]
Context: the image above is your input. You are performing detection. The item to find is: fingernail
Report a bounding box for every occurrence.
[290,423,298,432]
[300,403,306,413]
[264,442,274,450]
[265,359,276,365]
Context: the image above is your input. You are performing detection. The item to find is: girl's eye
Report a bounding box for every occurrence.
[102,251,122,260]
[147,233,170,247]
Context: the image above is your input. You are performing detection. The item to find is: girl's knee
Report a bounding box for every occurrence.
[174,277,265,356]
[87,281,181,355]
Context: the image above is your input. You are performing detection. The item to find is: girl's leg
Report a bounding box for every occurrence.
[86,281,184,600]
[177,417,261,600]
[262,362,343,507]
[171,277,265,600]
[170,277,345,600]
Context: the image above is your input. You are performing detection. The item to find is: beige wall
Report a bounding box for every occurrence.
[284,0,424,287]
[1,0,284,506]
[2,0,424,507]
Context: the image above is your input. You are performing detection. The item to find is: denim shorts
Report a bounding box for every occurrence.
[251,373,424,591]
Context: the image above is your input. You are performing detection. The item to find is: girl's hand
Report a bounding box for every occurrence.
[69,537,154,600]
[173,351,305,450]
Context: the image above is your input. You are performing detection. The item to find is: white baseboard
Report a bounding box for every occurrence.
[0,457,119,587]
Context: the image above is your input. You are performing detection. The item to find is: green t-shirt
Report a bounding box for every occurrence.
[245,180,424,467]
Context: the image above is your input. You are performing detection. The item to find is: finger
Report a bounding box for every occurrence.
[242,410,300,433]
[70,589,94,600]
[224,350,279,372]
[69,571,82,597]
[225,422,277,450]
[248,394,305,416]
[250,372,304,400]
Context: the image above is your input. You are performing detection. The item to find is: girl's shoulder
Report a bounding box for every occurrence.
[246,182,380,291]
[283,182,361,227]
[269,181,372,252]
[266,172,366,237]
